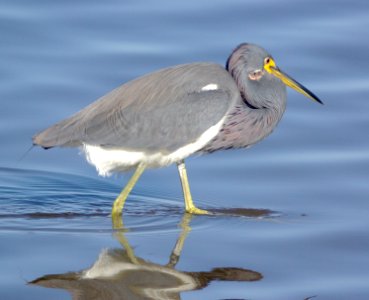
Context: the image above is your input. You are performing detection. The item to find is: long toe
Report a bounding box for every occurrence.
[186,207,212,215]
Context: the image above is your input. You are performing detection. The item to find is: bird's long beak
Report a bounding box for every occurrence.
[264,58,323,104]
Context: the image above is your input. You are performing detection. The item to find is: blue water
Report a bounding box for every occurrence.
[1,0,369,299]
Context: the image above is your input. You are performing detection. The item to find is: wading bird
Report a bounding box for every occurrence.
[33,43,322,218]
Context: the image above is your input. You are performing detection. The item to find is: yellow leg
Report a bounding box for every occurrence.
[111,163,146,219]
[177,160,210,215]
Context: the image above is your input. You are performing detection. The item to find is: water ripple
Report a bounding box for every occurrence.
[0,167,276,234]
[0,167,183,231]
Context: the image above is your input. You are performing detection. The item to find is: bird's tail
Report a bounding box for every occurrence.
[33,117,82,149]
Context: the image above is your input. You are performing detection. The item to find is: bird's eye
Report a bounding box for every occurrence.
[248,69,263,81]
[264,57,271,65]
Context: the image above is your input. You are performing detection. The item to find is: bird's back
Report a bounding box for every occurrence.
[33,63,241,153]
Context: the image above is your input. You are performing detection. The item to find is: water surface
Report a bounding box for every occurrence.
[1,0,369,299]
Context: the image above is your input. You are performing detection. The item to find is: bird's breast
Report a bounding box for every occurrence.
[200,102,286,153]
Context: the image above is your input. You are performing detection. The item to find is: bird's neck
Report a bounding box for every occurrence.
[201,97,286,153]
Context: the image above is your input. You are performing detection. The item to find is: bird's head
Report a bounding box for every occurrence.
[226,43,323,108]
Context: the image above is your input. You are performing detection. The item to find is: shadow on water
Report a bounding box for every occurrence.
[29,214,263,300]
[0,167,276,299]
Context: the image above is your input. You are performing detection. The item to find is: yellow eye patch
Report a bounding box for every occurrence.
[263,57,276,74]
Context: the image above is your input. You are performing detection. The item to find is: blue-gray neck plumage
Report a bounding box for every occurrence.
[201,44,287,153]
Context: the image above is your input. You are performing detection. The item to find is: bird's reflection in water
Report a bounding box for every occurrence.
[30,213,262,300]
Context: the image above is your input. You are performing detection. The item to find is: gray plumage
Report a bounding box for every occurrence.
[33,63,239,153]
[33,44,286,155]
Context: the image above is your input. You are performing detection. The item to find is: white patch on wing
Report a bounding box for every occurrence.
[82,117,226,176]
[201,83,218,91]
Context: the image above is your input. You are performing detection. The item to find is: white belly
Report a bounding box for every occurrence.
[82,117,225,176]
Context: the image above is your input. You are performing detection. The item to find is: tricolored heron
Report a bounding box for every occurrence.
[33,43,323,218]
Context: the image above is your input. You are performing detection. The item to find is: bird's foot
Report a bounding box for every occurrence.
[186,206,211,215]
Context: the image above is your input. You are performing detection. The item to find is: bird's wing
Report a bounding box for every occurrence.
[33,63,239,152]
